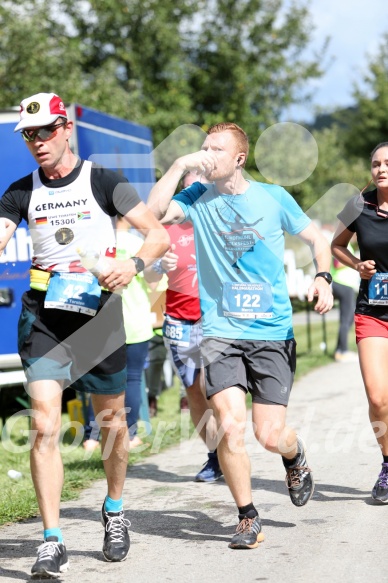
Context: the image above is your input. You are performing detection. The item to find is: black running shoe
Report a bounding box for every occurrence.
[101,502,131,562]
[371,462,388,503]
[284,436,314,507]
[228,516,265,549]
[31,536,69,579]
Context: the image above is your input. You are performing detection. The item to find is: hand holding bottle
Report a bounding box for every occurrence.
[77,248,138,291]
[77,248,110,278]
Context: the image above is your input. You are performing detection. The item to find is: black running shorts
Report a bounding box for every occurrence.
[201,337,296,405]
[18,289,126,394]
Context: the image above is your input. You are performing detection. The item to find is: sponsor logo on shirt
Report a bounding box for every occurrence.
[55,228,74,245]
[48,189,72,195]
[178,234,194,247]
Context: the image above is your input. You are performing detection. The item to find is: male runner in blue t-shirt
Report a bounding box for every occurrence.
[148,122,333,549]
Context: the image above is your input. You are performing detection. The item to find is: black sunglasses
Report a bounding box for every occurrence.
[21,121,66,143]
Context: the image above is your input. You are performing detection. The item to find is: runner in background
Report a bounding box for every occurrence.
[83,215,155,451]
[332,141,388,504]
[322,224,359,363]
[148,171,222,482]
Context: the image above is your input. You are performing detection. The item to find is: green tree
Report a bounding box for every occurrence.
[0,1,77,106]
[1,0,326,152]
[60,0,326,149]
[290,125,368,220]
[58,0,200,145]
[0,1,142,117]
[186,1,325,136]
[343,33,388,159]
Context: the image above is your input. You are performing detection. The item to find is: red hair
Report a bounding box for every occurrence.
[207,122,249,165]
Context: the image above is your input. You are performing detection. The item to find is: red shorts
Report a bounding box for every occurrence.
[354,314,388,343]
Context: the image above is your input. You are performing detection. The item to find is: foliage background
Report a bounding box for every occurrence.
[1,0,387,215]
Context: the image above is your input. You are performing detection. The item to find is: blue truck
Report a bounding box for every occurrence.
[0,104,155,420]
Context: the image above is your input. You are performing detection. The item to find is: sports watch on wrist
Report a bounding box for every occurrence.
[314,271,333,285]
[130,256,145,274]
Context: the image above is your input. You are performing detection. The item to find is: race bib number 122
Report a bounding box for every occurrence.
[222,281,273,319]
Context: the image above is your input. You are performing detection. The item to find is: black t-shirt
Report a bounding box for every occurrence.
[338,189,388,321]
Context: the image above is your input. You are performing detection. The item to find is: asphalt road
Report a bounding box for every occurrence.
[1,359,386,583]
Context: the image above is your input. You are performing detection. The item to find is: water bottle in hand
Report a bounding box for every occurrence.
[77,248,109,277]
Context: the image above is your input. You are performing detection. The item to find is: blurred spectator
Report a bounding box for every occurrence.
[144,277,170,417]
[84,217,155,450]
[323,224,359,362]
[332,252,359,362]
[147,171,222,482]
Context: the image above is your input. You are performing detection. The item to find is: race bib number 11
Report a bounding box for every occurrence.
[368,273,388,305]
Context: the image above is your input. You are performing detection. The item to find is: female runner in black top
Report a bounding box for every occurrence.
[332,141,388,504]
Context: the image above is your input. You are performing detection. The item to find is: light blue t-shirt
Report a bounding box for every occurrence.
[174,181,310,340]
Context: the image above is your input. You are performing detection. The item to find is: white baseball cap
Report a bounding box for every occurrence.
[14,92,67,132]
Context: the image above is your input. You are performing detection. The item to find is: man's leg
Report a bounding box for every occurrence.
[186,370,218,450]
[252,402,314,507]
[91,391,131,562]
[166,333,222,481]
[201,337,266,548]
[210,386,251,506]
[252,402,297,458]
[29,380,64,531]
[91,392,128,499]
[29,379,69,578]
[211,386,263,549]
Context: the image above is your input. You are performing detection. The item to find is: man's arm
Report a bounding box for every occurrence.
[144,243,178,284]
[297,222,334,314]
[99,201,170,290]
[0,218,17,256]
[147,151,217,223]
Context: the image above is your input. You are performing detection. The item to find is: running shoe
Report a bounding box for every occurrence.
[371,462,388,503]
[229,516,265,549]
[101,501,131,562]
[195,452,223,483]
[31,536,69,579]
[284,436,314,507]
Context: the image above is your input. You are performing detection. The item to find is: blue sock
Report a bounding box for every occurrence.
[104,496,123,513]
[44,527,63,543]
